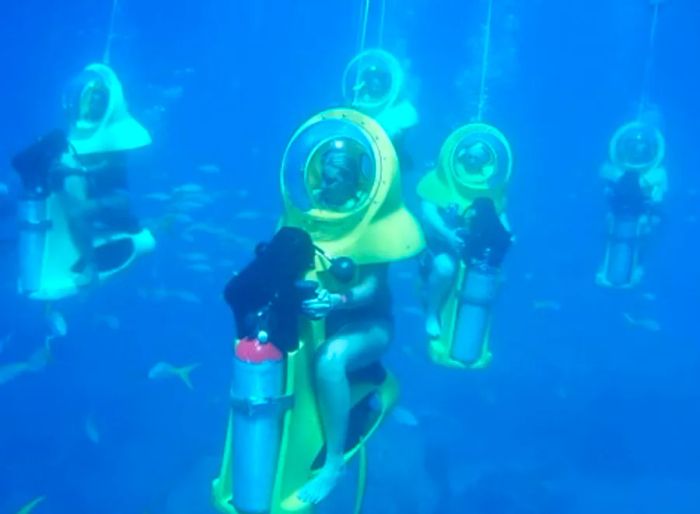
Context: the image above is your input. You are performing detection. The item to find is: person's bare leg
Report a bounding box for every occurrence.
[59,177,98,285]
[298,323,390,504]
[425,253,456,337]
[59,198,98,285]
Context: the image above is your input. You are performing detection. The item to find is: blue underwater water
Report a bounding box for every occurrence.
[1,0,699,513]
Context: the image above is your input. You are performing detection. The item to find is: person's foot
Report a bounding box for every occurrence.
[297,461,344,505]
[74,262,98,288]
[425,313,441,338]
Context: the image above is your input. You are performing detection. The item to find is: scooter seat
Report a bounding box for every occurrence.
[348,362,386,385]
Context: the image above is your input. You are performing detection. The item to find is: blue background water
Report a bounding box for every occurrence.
[1,0,699,512]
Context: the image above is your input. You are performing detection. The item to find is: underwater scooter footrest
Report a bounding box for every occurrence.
[18,219,52,231]
[230,393,295,417]
[609,232,639,243]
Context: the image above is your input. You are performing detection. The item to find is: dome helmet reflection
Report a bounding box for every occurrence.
[610,121,665,172]
[621,128,656,166]
[63,63,151,156]
[456,141,493,174]
[314,137,367,210]
[63,70,110,129]
[355,65,392,103]
[343,49,404,113]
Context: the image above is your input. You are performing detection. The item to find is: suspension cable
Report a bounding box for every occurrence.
[476,0,494,122]
[638,1,662,117]
[378,0,387,48]
[358,0,371,53]
[103,0,120,65]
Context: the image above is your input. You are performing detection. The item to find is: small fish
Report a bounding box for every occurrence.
[171,290,203,304]
[148,362,200,389]
[173,183,205,195]
[180,252,209,262]
[85,415,100,444]
[197,164,221,174]
[623,313,661,332]
[162,85,184,101]
[95,314,120,330]
[15,496,46,514]
[217,259,238,268]
[533,300,561,311]
[391,405,419,427]
[233,210,264,221]
[174,67,195,77]
[0,346,50,386]
[173,200,208,211]
[400,306,424,318]
[144,192,171,202]
[169,213,194,224]
[186,263,214,273]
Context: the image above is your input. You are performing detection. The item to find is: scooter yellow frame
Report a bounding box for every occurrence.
[427,262,493,370]
[20,193,155,301]
[212,279,399,514]
[595,216,644,289]
[418,123,511,370]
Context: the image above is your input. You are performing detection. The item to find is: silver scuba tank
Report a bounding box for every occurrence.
[231,336,286,514]
[451,263,499,366]
[604,216,639,287]
[18,195,50,294]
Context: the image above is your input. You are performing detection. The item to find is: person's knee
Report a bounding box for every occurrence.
[316,339,349,381]
[433,253,456,278]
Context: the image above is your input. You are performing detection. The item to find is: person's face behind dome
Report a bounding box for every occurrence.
[624,133,656,166]
[319,151,360,209]
[460,142,491,174]
[65,73,109,126]
[360,67,391,101]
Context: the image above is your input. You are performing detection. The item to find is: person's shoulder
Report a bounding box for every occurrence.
[644,166,667,183]
[600,162,623,181]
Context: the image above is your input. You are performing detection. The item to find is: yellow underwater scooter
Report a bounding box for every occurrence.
[12,63,155,301]
[342,49,418,141]
[596,120,666,288]
[212,108,423,514]
[417,123,513,369]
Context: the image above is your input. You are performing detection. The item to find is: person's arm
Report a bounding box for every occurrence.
[642,166,668,205]
[600,162,623,182]
[422,200,463,252]
[333,265,386,310]
[302,266,387,318]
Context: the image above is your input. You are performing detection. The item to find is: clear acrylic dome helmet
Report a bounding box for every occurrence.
[63,69,111,131]
[342,49,404,114]
[280,109,424,264]
[65,63,151,155]
[449,125,512,191]
[609,121,665,171]
[282,116,377,218]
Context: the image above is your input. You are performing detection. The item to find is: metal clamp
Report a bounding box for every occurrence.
[231,393,295,417]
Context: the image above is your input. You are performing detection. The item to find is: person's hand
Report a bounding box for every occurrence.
[302,289,344,319]
[445,229,465,254]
